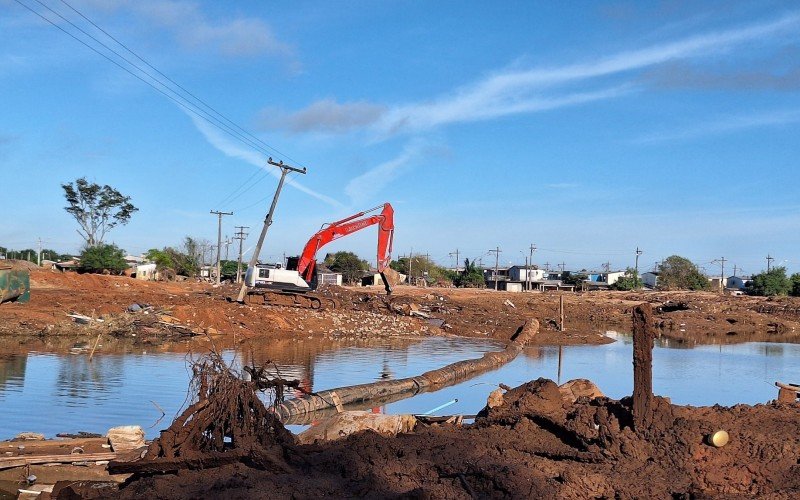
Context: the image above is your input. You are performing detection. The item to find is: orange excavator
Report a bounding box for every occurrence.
[244,203,394,309]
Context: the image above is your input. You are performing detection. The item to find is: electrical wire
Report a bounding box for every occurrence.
[14,0,308,209]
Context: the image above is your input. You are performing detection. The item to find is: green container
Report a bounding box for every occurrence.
[0,265,30,304]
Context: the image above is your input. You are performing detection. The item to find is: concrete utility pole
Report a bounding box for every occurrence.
[602,261,611,273]
[528,243,536,292]
[223,237,233,261]
[733,264,738,277]
[712,257,726,292]
[767,254,774,272]
[544,262,550,272]
[236,158,307,303]
[635,247,643,275]
[233,226,249,284]
[210,210,233,285]
[37,237,42,266]
[489,247,501,290]
[425,252,430,276]
[409,247,413,285]
[558,262,566,273]
[449,249,460,270]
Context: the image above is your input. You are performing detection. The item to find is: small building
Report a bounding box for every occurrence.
[726,275,752,290]
[55,259,79,272]
[134,263,158,281]
[507,266,548,284]
[502,282,523,292]
[708,276,725,290]
[316,265,343,286]
[124,255,145,268]
[642,271,659,289]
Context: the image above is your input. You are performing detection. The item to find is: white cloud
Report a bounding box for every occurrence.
[186,112,343,207]
[634,109,800,143]
[71,0,295,59]
[274,11,800,136]
[344,142,425,206]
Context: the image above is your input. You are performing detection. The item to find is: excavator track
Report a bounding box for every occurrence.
[245,290,340,310]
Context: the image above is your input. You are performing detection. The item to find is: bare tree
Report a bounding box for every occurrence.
[61,178,138,246]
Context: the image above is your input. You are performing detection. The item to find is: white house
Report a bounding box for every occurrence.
[135,263,158,281]
[642,271,659,289]
[726,275,751,290]
[603,270,628,286]
[507,266,547,282]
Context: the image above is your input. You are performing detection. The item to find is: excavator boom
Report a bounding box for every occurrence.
[296,203,394,293]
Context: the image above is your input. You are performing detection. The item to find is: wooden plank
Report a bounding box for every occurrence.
[0,452,118,470]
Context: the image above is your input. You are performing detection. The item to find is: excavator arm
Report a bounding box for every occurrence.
[296,203,395,293]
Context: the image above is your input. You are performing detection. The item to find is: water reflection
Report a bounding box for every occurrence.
[0,354,27,396]
[1,334,799,440]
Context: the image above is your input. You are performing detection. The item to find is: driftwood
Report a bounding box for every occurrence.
[0,452,118,470]
[275,319,539,424]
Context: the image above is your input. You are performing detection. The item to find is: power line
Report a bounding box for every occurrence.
[14,0,309,210]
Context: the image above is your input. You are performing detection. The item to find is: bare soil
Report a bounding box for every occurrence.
[99,378,800,499]
[4,270,800,351]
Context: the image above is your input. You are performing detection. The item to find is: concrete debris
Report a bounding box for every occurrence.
[106,426,145,452]
[558,379,605,403]
[12,433,45,441]
[486,388,505,409]
[504,299,516,309]
[296,411,417,445]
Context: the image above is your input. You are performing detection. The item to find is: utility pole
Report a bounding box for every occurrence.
[767,254,774,272]
[544,262,550,272]
[223,237,233,261]
[425,252,430,277]
[210,210,233,285]
[236,158,307,303]
[409,247,413,285]
[712,257,726,292]
[449,249,460,270]
[528,243,536,292]
[37,237,42,267]
[233,226,249,284]
[558,262,566,273]
[733,264,738,277]
[634,247,643,276]
[489,247,501,290]
[602,261,611,273]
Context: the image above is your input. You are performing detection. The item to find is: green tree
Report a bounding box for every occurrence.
[612,268,642,291]
[658,255,710,290]
[790,273,800,297]
[146,248,175,270]
[454,258,485,288]
[220,260,239,279]
[62,178,138,246]
[79,243,127,274]
[748,267,791,296]
[325,251,369,284]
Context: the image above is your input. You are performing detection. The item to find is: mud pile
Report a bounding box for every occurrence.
[100,378,799,499]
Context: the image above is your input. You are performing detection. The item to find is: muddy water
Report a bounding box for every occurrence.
[1,334,798,439]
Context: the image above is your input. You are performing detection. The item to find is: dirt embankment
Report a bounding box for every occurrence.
[105,377,800,499]
[3,270,800,348]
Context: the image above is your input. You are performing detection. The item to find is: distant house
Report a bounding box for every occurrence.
[508,266,547,283]
[708,276,725,290]
[124,255,145,268]
[134,263,158,281]
[642,271,659,289]
[316,265,343,286]
[726,275,752,290]
[586,270,628,287]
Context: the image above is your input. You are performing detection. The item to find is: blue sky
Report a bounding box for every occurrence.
[1,0,799,275]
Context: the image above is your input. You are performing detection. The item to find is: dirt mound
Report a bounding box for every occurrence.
[104,378,800,499]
